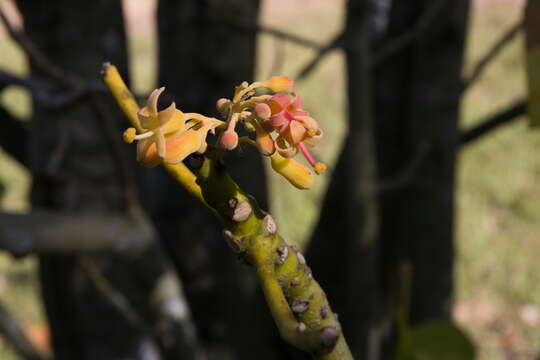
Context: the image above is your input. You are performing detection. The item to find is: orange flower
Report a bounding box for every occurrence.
[124,88,222,167]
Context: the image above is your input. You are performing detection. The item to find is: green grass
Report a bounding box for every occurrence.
[1,0,539,359]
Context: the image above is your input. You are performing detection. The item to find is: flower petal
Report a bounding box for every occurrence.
[275,136,297,158]
[294,115,319,130]
[157,102,177,126]
[270,152,314,190]
[137,107,156,130]
[155,127,166,158]
[162,109,186,136]
[268,111,289,129]
[265,76,294,93]
[147,87,165,117]
[163,130,204,164]
[288,93,303,111]
[137,137,159,166]
[303,128,323,147]
[287,120,306,145]
[268,93,291,114]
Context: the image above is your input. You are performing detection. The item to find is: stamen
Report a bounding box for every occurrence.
[284,111,296,121]
[299,142,317,167]
[133,131,154,140]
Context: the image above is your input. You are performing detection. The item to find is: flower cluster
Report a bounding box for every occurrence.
[215,77,326,189]
[122,77,326,189]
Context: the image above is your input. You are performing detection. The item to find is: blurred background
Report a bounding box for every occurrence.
[0,0,538,359]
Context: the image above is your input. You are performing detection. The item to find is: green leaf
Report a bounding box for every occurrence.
[401,320,475,360]
[525,0,540,127]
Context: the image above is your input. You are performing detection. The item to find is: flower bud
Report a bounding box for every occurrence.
[254,103,271,121]
[220,130,239,150]
[270,153,314,190]
[257,132,275,156]
[216,98,231,113]
[265,76,294,93]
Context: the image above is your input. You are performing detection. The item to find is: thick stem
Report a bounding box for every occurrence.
[193,157,354,359]
[103,64,354,359]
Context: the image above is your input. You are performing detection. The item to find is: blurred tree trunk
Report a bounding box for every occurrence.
[154,1,280,359]
[373,0,470,328]
[307,0,381,359]
[16,1,202,359]
[308,0,470,359]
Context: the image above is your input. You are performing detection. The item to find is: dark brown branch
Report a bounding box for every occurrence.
[0,301,45,360]
[0,209,154,258]
[461,20,522,91]
[0,6,78,88]
[0,105,28,166]
[459,100,526,145]
[222,17,324,50]
[371,0,448,66]
[79,256,147,330]
[0,6,137,211]
[0,70,106,111]
[295,32,345,81]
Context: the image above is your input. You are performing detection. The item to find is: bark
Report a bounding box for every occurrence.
[308,0,469,359]
[15,1,203,359]
[373,0,470,327]
[154,1,280,359]
[307,0,381,359]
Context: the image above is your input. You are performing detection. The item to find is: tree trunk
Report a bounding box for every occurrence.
[17,1,202,359]
[155,1,280,359]
[307,0,381,359]
[373,0,470,328]
[308,0,470,359]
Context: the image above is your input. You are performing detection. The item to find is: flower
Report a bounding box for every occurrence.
[270,152,314,190]
[260,93,325,174]
[124,88,222,167]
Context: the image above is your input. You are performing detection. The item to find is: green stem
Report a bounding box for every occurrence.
[102,64,353,359]
[194,155,353,359]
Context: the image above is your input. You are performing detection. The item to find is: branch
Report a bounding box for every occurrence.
[459,100,526,145]
[103,64,353,359]
[0,8,137,210]
[0,70,104,111]
[0,301,45,360]
[371,0,448,66]
[295,32,345,81]
[0,6,78,88]
[79,256,147,330]
[0,208,154,257]
[0,105,28,166]
[220,17,324,50]
[461,20,522,91]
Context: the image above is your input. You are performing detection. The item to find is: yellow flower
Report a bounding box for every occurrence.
[270,152,314,190]
[124,88,222,167]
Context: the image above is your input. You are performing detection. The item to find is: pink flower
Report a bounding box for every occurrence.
[262,93,324,174]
